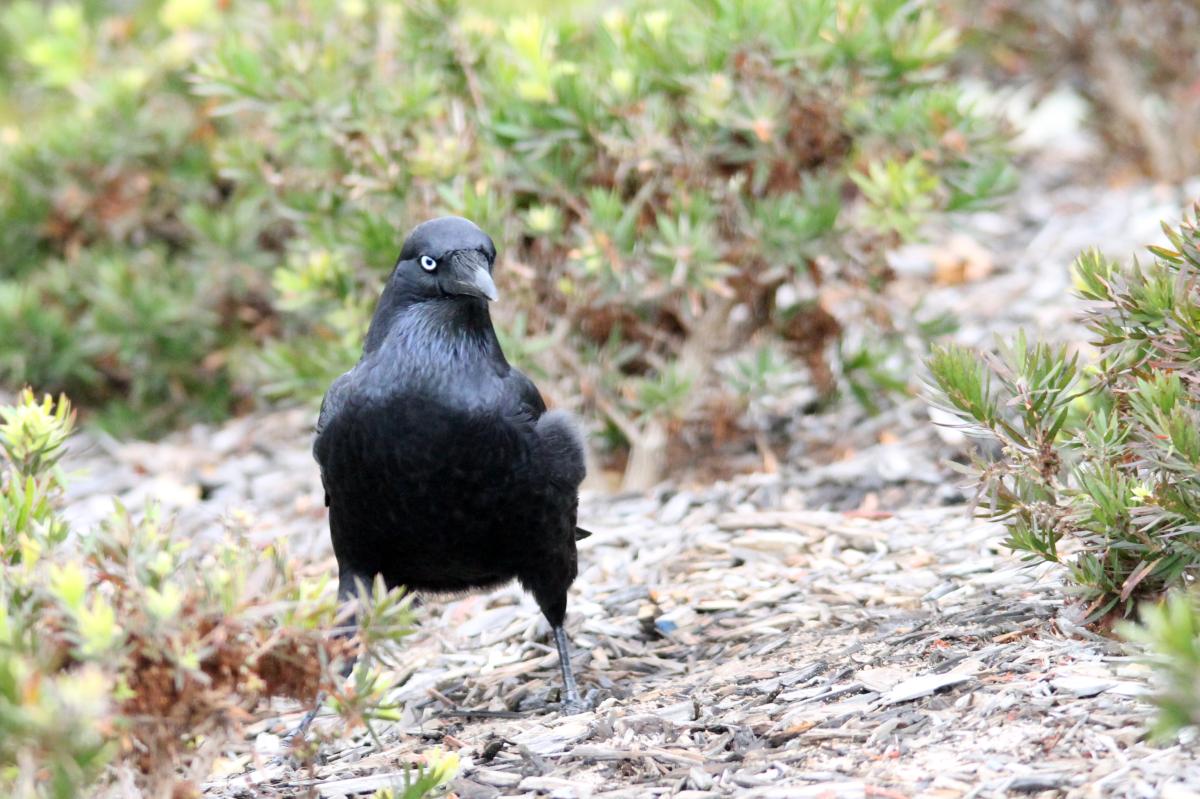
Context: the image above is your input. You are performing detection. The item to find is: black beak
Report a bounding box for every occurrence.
[446,250,498,302]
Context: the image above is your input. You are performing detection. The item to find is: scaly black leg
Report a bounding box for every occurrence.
[279,696,324,752]
[274,577,362,762]
[553,625,588,714]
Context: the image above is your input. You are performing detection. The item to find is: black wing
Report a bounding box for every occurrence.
[503,365,585,489]
[534,409,587,489]
[502,365,547,422]
[314,370,353,507]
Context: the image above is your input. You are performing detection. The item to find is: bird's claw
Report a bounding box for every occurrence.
[264,701,323,769]
[560,698,590,715]
[265,738,305,771]
[266,751,299,771]
[265,737,305,771]
[559,687,599,715]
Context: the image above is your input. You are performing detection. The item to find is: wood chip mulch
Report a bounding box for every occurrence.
[202,476,1199,799]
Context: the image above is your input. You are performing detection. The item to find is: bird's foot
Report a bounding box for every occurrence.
[558,687,599,715]
[266,747,302,772]
[283,702,322,745]
[265,702,323,769]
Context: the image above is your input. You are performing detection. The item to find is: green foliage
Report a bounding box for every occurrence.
[2,0,1010,482]
[725,344,795,399]
[928,206,1200,618]
[1121,592,1200,738]
[370,749,461,799]
[0,391,419,798]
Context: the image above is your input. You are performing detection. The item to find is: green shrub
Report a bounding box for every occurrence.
[0,390,421,798]
[2,0,1012,484]
[1121,593,1200,738]
[0,0,249,435]
[928,205,1200,619]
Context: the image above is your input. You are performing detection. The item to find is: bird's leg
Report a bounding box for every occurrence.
[275,579,363,762]
[279,693,325,751]
[276,648,356,760]
[553,625,588,714]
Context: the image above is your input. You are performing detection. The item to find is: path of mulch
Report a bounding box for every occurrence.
[205,472,1196,799]
[59,407,1199,799]
[53,122,1200,798]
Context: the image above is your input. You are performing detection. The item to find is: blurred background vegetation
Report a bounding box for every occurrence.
[4,1,1200,793]
[0,0,1019,489]
[3,0,1199,489]
[950,0,1200,183]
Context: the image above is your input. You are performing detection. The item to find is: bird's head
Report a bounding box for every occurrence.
[391,216,499,304]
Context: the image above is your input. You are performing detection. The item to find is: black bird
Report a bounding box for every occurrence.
[313,216,590,711]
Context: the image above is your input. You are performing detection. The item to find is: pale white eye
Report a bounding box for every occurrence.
[419,255,437,272]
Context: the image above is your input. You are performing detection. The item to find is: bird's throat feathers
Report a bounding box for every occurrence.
[364,297,506,379]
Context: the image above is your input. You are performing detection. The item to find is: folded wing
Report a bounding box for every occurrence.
[536,409,587,489]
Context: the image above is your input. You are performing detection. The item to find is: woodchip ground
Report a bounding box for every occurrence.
[57,109,1200,798]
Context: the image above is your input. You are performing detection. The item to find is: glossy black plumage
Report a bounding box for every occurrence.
[313,216,588,710]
